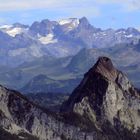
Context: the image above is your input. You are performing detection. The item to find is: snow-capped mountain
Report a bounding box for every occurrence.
[0,23,29,37]
[58,18,79,26]
[58,18,80,32]
[38,33,58,45]
[0,17,140,66]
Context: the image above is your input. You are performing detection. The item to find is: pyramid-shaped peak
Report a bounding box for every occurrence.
[79,17,90,26]
[95,57,114,71]
[91,57,117,81]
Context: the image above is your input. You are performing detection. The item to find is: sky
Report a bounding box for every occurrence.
[0,0,140,29]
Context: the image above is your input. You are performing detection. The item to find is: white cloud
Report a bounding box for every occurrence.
[123,0,140,11]
[0,0,140,12]
[95,0,140,12]
[0,0,139,20]
[0,0,98,11]
[70,7,100,18]
[0,0,59,10]
[0,0,102,19]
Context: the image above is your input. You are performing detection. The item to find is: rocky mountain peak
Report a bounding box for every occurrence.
[13,23,29,28]
[79,17,92,29]
[29,19,56,36]
[79,17,89,25]
[92,57,118,81]
[61,56,140,133]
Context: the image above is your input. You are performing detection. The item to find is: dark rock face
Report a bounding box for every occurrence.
[61,57,117,112]
[61,72,109,117]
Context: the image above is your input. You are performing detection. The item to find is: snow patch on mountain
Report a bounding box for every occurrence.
[58,18,79,31]
[38,34,57,44]
[6,27,26,37]
[125,34,133,38]
[116,31,126,34]
[0,25,13,29]
[0,25,28,37]
[58,18,78,25]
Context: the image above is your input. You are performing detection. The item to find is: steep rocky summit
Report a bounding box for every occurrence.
[61,57,140,132]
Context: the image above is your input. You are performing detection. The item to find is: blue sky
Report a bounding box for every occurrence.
[1,0,140,29]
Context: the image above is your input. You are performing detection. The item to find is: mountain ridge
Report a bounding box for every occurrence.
[0,57,140,139]
[0,17,140,67]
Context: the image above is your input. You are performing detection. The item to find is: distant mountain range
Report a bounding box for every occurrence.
[1,17,140,93]
[0,17,140,66]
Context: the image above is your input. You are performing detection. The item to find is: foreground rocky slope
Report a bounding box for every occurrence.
[0,57,140,140]
[0,85,107,140]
